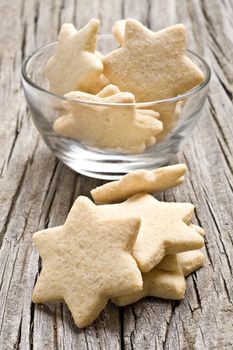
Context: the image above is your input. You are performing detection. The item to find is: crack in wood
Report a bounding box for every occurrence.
[208,97,232,158]
[162,301,178,349]
[0,162,29,246]
[0,0,233,349]
[220,271,233,304]
[0,246,21,334]
[120,307,124,350]
[13,316,23,350]
[21,21,27,61]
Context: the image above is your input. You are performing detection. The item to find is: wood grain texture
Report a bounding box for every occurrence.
[0,0,232,349]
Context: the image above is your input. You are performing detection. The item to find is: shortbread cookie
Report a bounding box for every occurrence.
[54,91,162,154]
[86,51,110,94]
[112,254,186,306]
[91,164,187,204]
[112,19,126,46]
[44,20,103,95]
[189,223,205,237]
[106,20,204,139]
[112,225,205,307]
[155,100,185,140]
[99,193,204,272]
[153,102,180,140]
[105,20,204,102]
[112,20,180,139]
[87,74,109,94]
[95,50,104,60]
[97,84,121,97]
[112,249,205,306]
[157,100,184,139]
[32,196,143,328]
[178,250,205,277]
[178,223,205,276]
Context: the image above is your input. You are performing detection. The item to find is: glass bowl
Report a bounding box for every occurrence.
[21,35,211,180]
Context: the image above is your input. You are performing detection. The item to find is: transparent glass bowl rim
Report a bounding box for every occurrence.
[21,34,211,108]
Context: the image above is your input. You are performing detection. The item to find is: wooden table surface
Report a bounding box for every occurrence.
[0,0,233,349]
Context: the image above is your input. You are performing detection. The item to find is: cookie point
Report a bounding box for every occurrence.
[61,22,74,29]
[176,281,186,299]
[76,195,94,206]
[108,92,136,104]
[58,23,77,41]
[87,18,100,30]
[125,18,143,32]
[179,163,188,171]
[172,163,188,175]
[175,23,186,29]
[32,231,41,244]
[60,23,75,32]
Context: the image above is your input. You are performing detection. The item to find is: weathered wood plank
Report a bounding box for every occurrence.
[122,0,233,349]
[0,1,120,349]
[0,0,232,349]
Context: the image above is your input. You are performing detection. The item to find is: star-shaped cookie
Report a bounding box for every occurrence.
[105,19,204,139]
[99,193,204,272]
[178,223,205,276]
[44,20,103,95]
[32,196,143,328]
[96,83,121,97]
[112,254,186,306]
[104,19,204,102]
[112,223,205,306]
[112,19,126,46]
[112,247,205,306]
[178,250,205,277]
[54,91,163,154]
[91,164,187,204]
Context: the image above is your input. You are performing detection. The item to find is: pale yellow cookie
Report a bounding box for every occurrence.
[91,164,187,204]
[177,223,205,276]
[44,20,103,95]
[87,74,109,94]
[153,102,180,141]
[95,50,104,60]
[112,20,179,140]
[99,193,204,272]
[106,20,204,139]
[105,19,204,101]
[112,254,186,306]
[155,100,186,140]
[85,51,110,94]
[32,196,143,328]
[112,223,205,306]
[112,249,205,306]
[54,91,162,154]
[178,250,205,277]
[112,19,126,46]
[189,223,205,237]
[96,84,121,97]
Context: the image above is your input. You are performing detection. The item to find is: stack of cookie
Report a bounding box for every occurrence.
[44,19,204,154]
[32,164,205,328]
